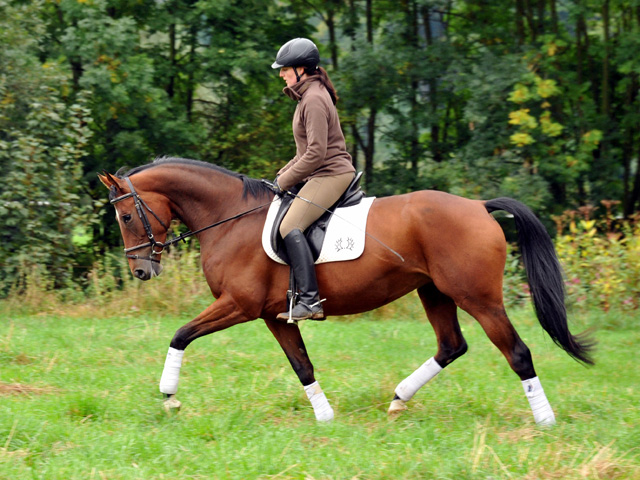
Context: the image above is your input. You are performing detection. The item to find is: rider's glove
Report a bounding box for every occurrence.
[262,178,284,196]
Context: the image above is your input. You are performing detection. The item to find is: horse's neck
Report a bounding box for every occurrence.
[152,166,245,230]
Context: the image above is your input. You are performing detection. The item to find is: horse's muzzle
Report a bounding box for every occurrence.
[133,262,163,281]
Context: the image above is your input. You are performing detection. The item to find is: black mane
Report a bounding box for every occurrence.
[115,156,272,200]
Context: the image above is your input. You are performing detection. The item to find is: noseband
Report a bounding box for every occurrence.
[110,177,169,263]
[110,176,273,263]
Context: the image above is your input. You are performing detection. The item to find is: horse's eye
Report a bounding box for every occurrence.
[122,214,132,224]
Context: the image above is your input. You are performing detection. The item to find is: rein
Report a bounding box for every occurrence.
[111,176,272,262]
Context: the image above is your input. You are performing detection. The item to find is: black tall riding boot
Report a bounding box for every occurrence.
[276,229,326,321]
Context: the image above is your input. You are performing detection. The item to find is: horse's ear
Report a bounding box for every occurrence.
[98,171,119,189]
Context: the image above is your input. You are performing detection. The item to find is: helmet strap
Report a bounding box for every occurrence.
[294,67,302,83]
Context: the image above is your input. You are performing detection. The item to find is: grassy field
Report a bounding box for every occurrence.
[1,295,638,479]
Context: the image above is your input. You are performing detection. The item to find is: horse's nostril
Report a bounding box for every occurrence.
[134,269,147,280]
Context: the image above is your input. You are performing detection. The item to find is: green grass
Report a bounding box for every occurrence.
[1,295,638,479]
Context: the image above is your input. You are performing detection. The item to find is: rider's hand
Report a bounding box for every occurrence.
[262,178,284,196]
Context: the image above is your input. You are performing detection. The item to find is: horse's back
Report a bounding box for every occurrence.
[371,190,503,246]
[368,190,507,304]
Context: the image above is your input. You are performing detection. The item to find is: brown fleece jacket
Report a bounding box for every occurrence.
[277,76,355,191]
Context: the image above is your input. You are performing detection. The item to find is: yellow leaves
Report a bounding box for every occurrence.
[508,109,538,129]
[539,111,564,137]
[582,130,603,148]
[508,85,531,104]
[534,78,560,98]
[510,132,534,147]
[556,214,640,311]
[580,220,597,237]
[509,75,561,103]
[508,74,565,147]
[1,92,15,106]
[508,109,563,146]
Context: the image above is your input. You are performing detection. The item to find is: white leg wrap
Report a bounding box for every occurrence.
[522,376,556,426]
[395,357,443,402]
[304,381,334,422]
[159,347,184,395]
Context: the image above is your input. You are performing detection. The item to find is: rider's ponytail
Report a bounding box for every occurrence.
[304,66,339,105]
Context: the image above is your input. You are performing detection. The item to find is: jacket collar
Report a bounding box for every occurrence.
[283,76,319,102]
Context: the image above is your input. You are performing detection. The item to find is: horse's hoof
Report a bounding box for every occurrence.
[163,395,182,413]
[388,398,407,416]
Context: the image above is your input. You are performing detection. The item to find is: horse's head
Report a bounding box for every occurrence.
[99,171,171,281]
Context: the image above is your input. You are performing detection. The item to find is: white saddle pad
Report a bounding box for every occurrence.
[262,196,376,265]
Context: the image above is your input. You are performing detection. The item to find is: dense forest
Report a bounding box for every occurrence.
[1,0,639,292]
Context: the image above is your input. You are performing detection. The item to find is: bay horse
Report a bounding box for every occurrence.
[99,157,593,425]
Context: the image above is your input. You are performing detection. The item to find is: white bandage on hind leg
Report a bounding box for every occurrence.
[522,376,556,426]
[395,357,443,402]
[159,347,184,395]
[304,381,334,422]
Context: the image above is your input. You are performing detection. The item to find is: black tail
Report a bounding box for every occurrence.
[485,197,595,366]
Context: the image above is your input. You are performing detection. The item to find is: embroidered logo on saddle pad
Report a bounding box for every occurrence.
[262,196,376,265]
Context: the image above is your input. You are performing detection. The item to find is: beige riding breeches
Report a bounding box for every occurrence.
[279,172,355,238]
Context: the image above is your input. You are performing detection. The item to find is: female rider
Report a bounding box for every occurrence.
[272,38,356,321]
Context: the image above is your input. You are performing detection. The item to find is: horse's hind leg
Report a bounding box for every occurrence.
[264,318,334,422]
[463,302,556,425]
[389,284,468,414]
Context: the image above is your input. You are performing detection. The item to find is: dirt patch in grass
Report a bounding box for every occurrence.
[0,382,57,396]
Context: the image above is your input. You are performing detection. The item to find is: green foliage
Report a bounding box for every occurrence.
[2,0,640,295]
[554,208,640,313]
[0,3,96,293]
[0,89,94,292]
[506,69,601,210]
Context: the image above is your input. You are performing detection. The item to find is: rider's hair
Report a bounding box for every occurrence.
[303,66,339,105]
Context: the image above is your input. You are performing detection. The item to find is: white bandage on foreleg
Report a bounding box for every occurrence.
[522,376,556,426]
[159,347,184,395]
[304,381,334,422]
[395,357,443,402]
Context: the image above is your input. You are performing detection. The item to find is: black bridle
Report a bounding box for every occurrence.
[110,176,272,262]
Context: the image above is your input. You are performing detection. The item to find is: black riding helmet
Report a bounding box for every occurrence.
[271,38,320,70]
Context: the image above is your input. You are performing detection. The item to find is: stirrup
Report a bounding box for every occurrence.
[278,299,326,323]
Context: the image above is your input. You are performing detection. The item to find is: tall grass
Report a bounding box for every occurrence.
[1,245,213,318]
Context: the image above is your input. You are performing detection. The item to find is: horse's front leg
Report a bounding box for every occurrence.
[264,319,334,422]
[160,296,253,412]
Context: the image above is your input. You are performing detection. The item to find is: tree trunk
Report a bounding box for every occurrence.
[536,0,545,35]
[524,0,537,41]
[628,144,640,215]
[423,6,442,164]
[364,107,376,188]
[326,12,338,70]
[516,0,526,45]
[576,10,585,86]
[366,0,373,43]
[167,22,177,99]
[549,0,558,34]
[623,73,639,216]
[186,27,198,123]
[362,0,376,190]
[601,0,611,117]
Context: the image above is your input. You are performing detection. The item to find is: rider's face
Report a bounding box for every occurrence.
[279,67,303,87]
